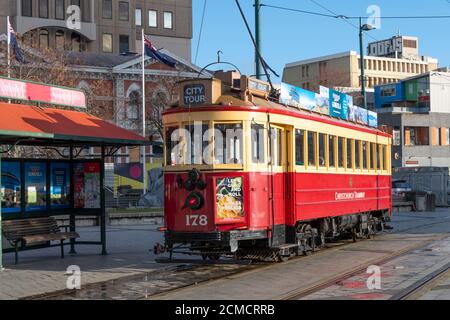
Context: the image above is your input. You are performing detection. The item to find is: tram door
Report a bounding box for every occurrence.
[269,125,292,245]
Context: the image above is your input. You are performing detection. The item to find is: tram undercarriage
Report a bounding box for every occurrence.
[154,210,391,262]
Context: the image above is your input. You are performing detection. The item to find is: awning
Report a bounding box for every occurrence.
[0,102,147,147]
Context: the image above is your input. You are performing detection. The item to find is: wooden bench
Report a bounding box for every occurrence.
[2,217,80,264]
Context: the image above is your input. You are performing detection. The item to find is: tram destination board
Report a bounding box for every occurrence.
[183,83,206,105]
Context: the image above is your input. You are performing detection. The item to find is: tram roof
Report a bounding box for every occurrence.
[164,93,391,138]
[0,101,147,147]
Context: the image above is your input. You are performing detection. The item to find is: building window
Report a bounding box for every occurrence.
[71,33,81,52]
[148,10,158,27]
[102,0,112,19]
[102,33,113,53]
[119,35,129,53]
[55,0,65,20]
[39,29,49,49]
[55,30,65,50]
[393,130,401,146]
[39,0,49,18]
[446,128,450,146]
[405,127,429,146]
[135,8,142,26]
[119,1,129,21]
[22,0,32,17]
[164,11,173,29]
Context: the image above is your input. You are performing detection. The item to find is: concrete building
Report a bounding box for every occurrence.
[376,72,450,168]
[0,0,192,61]
[283,36,439,103]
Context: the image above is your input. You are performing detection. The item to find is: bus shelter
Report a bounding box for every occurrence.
[0,101,147,269]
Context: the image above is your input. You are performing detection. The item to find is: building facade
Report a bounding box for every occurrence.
[282,36,439,99]
[376,72,450,168]
[0,0,192,61]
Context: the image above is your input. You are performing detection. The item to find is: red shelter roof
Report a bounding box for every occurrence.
[0,102,146,147]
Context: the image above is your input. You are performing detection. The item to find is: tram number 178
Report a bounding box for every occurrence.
[186,215,208,227]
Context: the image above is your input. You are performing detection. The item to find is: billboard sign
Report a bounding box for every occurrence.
[368,111,378,127]
[356,107,369,125]
[280,83,315,111]
[329,89,349,120]
[0,77,87,108]
[368,36,403,57]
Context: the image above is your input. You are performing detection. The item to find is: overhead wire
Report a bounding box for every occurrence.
[194,0,208,65]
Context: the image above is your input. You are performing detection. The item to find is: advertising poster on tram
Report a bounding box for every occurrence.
[368,111,378,127]
[215,177,244,223]
[1,161,21,214]
[74,162,101,209]
[356,107,369,125]
[329,89,350,120]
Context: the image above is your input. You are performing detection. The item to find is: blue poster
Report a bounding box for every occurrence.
[280,83,316,111]
[368,111,378,127]
[51,162,70,209]
[1,161,21,214]
[25,162,47,212]
[329,89,350,120]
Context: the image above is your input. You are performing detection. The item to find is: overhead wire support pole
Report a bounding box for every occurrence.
[235,0,275,93]
[254,0,262,80]
[359,17,366,109]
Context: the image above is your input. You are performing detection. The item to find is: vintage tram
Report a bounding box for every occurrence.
[157,72,392,261]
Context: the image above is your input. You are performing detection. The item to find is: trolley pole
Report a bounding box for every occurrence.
[254,0,262,80]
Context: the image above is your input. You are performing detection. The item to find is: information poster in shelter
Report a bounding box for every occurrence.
[1,161,21,214]
[24,162,47,212]
[215,177,244,223]
[51,162,70,209]
[74,162,101,209]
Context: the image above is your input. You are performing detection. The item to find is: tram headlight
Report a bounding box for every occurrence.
[185,192,204,210]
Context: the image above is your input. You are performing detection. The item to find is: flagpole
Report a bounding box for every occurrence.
[142,28,147,195]
[7,16,10,79]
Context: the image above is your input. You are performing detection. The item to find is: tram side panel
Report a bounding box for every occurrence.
[294,173,392,222]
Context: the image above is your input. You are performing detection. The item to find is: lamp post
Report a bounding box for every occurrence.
[359,17,376,108]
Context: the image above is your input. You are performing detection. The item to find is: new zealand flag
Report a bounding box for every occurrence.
[8,18,26,64]
[144,35,176,68]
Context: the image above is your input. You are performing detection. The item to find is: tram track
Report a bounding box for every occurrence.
[279,234,449,300]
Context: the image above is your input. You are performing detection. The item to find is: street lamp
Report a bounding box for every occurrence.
[359,18,376,108]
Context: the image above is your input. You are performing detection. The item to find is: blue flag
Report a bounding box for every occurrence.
[8,18,26,64]
[144,35,176,68]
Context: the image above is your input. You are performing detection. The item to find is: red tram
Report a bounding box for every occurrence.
[158,73,392,261]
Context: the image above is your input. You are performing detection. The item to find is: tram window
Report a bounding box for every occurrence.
[372,143,378,170]
[382,145,388,171]
[251,123,265,164]
[379,145,384,171]
[338,137,345,168]
[355,140,361,170]
[165,126,179,166]
[346,139,353,170]
[328,135,336,168]
[319,133,326,167]
[215,123,243,165]
[295,129,305,166]
[270,128,283,166]
[307,131,316,168]
[362,141,368,170]
[186,123,209,165]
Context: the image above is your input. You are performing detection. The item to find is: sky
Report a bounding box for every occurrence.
[192,0,450,82]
